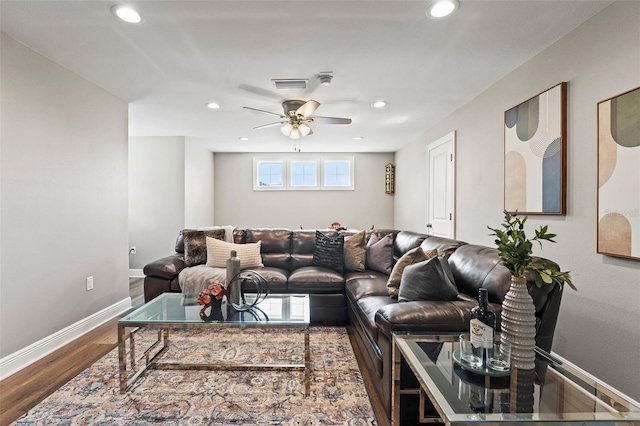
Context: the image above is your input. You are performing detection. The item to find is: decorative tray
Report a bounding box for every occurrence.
[452,350,512,377]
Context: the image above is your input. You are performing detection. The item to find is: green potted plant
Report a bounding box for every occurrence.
[488,210,576,291]
[488,210,576,370]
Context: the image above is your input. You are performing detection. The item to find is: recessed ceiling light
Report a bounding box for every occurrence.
[206,102,221,109]
[372,101,387,108]
[426,0,459,18]
[352,136,364,141]
[239,137,249,141]
[111,5,143,24]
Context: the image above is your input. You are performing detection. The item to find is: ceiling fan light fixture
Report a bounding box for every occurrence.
[290,127,301,139]
[427,0,459,18]
[299,122,312,136]
[111,5,143,23]
[281,122,293,136]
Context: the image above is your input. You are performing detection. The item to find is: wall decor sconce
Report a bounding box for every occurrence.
[385,163,395,194]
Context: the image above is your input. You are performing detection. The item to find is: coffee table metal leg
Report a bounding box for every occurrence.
[304,325,310,397]
[391,335,401,426]
[118,324,127,393]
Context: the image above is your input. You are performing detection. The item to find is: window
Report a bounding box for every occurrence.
[254,156,354,191]
[324,160,352,188]
[290,160,318,188]
[254,159,284,190]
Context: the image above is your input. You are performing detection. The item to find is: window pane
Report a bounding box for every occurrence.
[258,162,283,187]
[291,161,316,187]
[324,161,351,187]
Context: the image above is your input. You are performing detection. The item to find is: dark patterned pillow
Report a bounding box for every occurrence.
[312,231,345,274]
[183,229,226,266]
[398,257,458,302]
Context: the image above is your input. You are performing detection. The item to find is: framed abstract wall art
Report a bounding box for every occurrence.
[597,86,640,260]
[504,82,567,214]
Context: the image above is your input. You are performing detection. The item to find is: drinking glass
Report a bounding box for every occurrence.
[459,333,483,367]
[486,340,511,371]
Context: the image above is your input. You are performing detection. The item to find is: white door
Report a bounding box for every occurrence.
[426,131,456,238]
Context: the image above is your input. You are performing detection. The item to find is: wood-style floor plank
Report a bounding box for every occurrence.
[0,318,119,426]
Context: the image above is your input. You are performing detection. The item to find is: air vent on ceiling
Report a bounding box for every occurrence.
[272,79,308,90]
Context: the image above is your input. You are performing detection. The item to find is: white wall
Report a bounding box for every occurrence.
[128,136,186,269]
[185,138,215,228]
[0,34,129,357]
[214,152,395,229]
[395,1,640,400]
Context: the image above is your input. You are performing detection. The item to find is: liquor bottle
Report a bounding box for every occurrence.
[470,288,496,364]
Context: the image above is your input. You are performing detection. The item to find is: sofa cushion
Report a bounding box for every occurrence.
[393,231,429,259]
[205,238,263,269]
[182,229,226,266]
[244,228,291,269]
[313,231,345,274]
[387,248,437,298]
[240,267,289,292]
[398,257,458,302]
[345,276,389,304]
[344,230,366,272]
[365,233,394,274]
[355,296,396,356]
[288,266,345,293]
[375,300,476,337]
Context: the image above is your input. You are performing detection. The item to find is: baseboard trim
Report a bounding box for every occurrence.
[0,297,132,381]
[550,350,640,407]
[129,269,144,278]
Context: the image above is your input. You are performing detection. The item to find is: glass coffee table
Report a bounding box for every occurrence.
[118,293,310,396]
[392,333,640,425]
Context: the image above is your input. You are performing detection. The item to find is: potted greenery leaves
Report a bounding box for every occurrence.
[488,211,575,370]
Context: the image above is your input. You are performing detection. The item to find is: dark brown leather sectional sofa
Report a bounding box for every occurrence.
[143,227,564,421]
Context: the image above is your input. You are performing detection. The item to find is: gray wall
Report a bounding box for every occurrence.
[128,136,215,269]
[395,2,640,400]
[185,138,215,229]
[214,153,395,229]
[128,136,186,270]
[0,34,129,356]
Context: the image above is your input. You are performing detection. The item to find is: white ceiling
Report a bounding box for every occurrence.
[1,1,612,153]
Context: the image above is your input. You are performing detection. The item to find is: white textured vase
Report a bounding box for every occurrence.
[500,276,536,370]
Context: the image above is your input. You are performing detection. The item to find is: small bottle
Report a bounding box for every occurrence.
[226,250,241,307]
[470,288,496,364]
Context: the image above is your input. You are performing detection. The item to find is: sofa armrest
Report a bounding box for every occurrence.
[143,254,186,280]
[375,300,477,337]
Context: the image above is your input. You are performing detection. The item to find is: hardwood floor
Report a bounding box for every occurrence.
[0,318,120,426]
[0,316,388,426]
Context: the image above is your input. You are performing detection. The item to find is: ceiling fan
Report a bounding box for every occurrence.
[243,100,352,139]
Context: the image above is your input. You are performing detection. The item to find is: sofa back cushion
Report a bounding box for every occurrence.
[290,229,333,269]
[244,228,291,270]
[394,231,428,259]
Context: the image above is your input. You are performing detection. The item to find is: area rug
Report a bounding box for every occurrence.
[13,327,377,425]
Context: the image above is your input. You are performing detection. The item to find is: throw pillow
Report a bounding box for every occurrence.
[365,233,394,275]
[313,231,345,274]
[205,237,263,269]
[343,230,366,272]
[398,256,458,302]
[183,229,226,266]
[387,248,438,298]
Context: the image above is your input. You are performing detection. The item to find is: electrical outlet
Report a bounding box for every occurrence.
[130,246,137,255]
[86,276,94,291]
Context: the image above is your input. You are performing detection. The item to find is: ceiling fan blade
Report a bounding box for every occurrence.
[310,116,352,125]
[296,100,320,117]
[243,106,286,118]
[253,122,284,130]
[238,84,282,101]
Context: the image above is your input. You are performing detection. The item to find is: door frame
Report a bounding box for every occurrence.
[426,131,456,238]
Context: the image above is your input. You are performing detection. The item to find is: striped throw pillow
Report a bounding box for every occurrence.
[205,237,263,269]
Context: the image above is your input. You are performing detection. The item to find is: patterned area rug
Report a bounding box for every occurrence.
[13,327,376,425]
